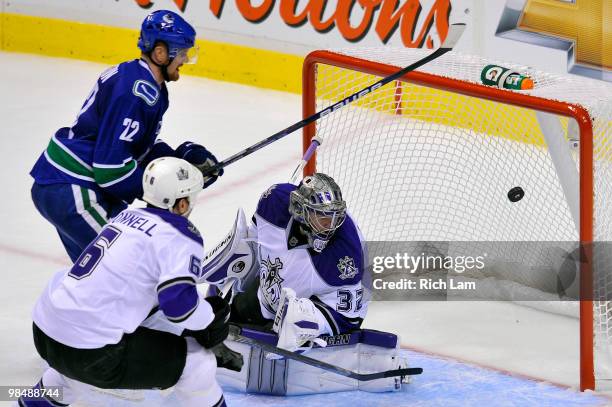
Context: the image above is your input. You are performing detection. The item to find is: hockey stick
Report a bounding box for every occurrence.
[214,241,423,380]
[204,23,466,179]
[220,278,236,298]
[228,324,423,381]
[289,135,322,184]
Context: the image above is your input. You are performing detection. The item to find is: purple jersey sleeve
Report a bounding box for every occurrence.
[255,183,296,228]
[157,276,200,323]
[151,209,213,331]
[310,216,365,286]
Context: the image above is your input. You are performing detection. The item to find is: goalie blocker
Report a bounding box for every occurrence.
[217,326,410,395]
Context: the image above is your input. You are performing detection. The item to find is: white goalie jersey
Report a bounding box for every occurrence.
[215,185,411,396]
[254,183,368,335]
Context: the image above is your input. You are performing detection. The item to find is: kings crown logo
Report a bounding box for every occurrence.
[260,256,284,310]
[261,184,277,199]
[337,256,357,280]
[176,167,189,181]
[187,221,200,237]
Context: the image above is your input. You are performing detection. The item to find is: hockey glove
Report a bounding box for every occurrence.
[183,296,230,349]
[211,342,244,372]
[176,141,224,188]
[273,287,327,354]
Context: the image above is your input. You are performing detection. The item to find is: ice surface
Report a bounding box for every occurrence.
[0,51,609,406]
[37,350,607,407]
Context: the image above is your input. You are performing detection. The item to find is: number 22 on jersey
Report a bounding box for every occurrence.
[119,118,140,142]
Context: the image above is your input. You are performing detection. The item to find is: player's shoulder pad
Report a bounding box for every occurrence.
[142,207,203,245]
[311,215,364,286]
[132,79,159,106]
[117,60,160,107]
[255,183,295,228]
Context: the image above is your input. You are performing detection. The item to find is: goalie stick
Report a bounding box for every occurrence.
[212,223,422,380]
[215,289,423,380]
[228,324,423,381]
[203,23,466,180]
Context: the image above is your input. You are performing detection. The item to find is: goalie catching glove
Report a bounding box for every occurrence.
[176,141,224,188]
[273,287,328,354]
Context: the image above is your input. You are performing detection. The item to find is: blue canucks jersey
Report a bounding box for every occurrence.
[30,59,174,203]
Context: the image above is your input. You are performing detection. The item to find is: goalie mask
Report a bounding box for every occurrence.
[289,173,347,252]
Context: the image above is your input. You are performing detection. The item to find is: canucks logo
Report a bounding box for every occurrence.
[260,256,284,310]
[162,13,175,26]
[337,256,357,280]
[133,80,159,106]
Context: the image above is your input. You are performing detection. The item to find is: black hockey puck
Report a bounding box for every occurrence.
[508,186,524,202]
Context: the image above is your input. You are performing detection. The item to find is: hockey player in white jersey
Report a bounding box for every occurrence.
[20,157,229,407]
[231,173,368,340]
[201,173,409,395]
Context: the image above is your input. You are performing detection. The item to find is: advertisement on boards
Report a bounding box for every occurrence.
[495,0,610,81]
[2,0,609,82]
[5,0,464,53]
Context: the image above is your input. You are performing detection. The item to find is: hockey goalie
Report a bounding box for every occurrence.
[202,173,411,395]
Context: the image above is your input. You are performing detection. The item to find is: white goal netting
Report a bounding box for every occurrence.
[306,48,612,388]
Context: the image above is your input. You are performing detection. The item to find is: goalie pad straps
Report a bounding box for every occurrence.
[200,208,257,290]
[273,288,327,353]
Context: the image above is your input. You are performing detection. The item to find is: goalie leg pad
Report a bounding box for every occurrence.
[215,335,407,395]
[286,343,408,394]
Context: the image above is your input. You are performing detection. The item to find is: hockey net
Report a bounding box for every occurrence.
[302,48,612,391]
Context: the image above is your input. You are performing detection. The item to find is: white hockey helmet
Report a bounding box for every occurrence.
[142,157,203,215]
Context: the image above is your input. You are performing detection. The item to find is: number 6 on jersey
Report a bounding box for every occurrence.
[69,226,122,280]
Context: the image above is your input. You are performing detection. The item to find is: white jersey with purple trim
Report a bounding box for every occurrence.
[254,183,368,336]
[33,207,213,349]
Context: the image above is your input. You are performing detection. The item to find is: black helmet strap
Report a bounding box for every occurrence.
[147,42,173,82]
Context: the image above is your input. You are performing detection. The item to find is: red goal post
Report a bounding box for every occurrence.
[302,49,598,390]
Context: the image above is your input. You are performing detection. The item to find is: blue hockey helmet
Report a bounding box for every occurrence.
[138,10,197,62]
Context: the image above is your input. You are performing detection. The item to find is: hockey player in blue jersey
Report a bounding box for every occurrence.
[20,157,230,407]
[30,10,223,262]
